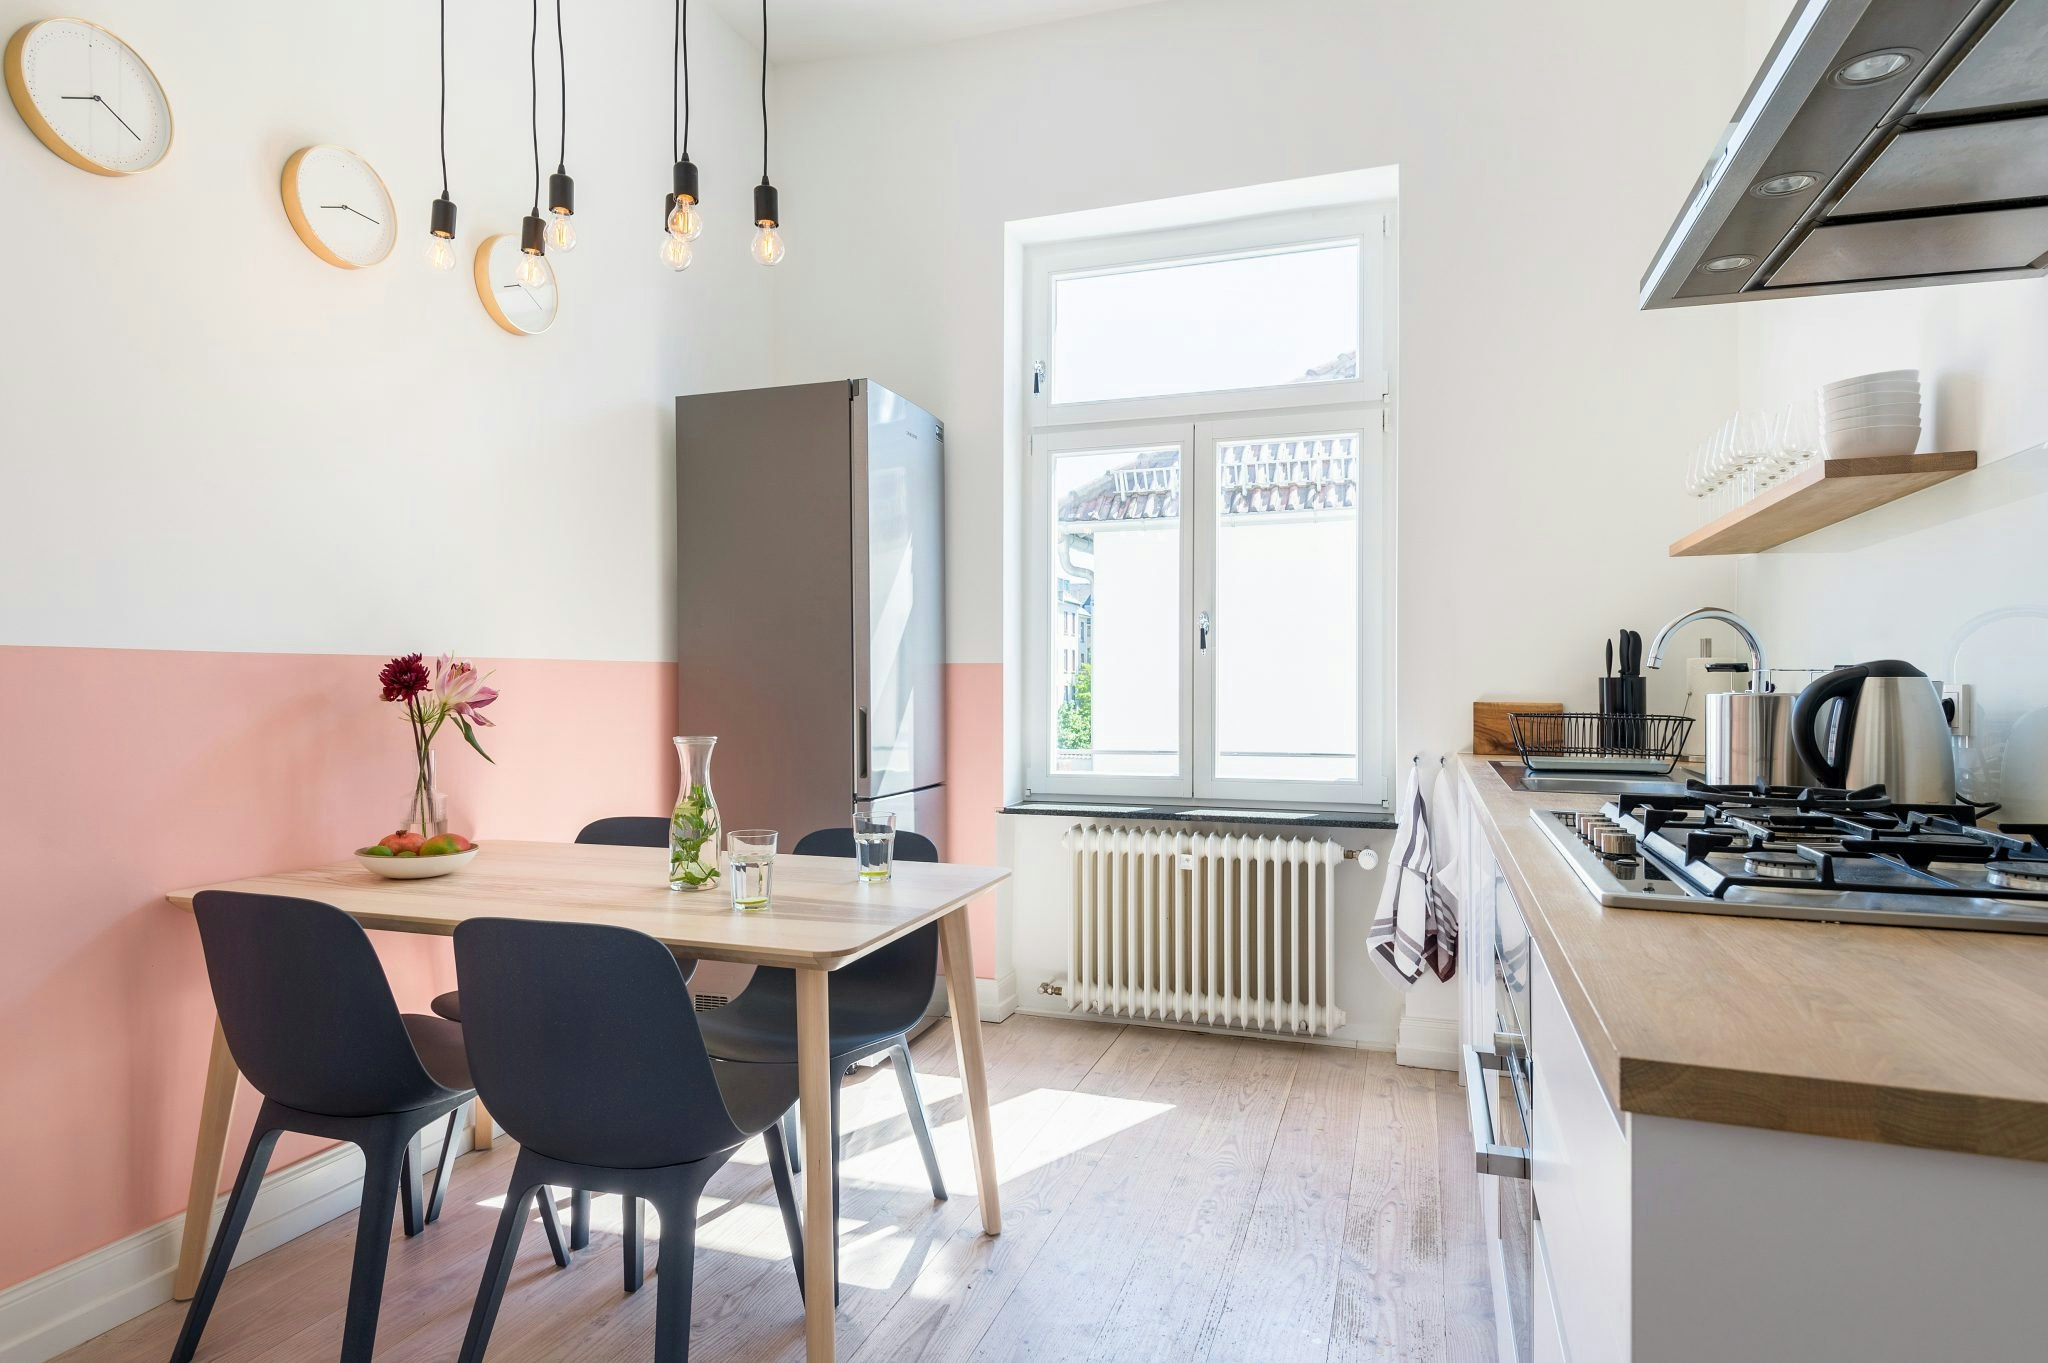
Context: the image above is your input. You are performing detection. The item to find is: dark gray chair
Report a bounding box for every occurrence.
[430,815,680,1252]
[694,826,947,1300]
[172,892,566,1363]
[451,919,807,1363]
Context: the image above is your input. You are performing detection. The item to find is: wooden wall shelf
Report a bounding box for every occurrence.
[1668,451,1977,557]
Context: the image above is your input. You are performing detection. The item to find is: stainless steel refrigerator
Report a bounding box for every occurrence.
[675,379,946,850]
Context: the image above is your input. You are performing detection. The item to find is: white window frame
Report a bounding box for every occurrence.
[1021,202,1396,809]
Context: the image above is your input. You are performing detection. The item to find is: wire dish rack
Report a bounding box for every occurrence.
[1509,712,1694,774]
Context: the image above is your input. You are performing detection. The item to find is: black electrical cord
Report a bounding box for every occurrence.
[437,0,448,196]
[529,0,540,215]
[555,0,566,171]
[682,0,691,157]
[759,0,768,178]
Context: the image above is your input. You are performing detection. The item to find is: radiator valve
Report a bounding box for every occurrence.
[1038,978,1065,997]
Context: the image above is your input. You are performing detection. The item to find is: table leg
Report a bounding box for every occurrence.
[938,908,1001,1235]
[795,968,837,1363]
[173,1015,242,1301]
[472,1099,494,1150]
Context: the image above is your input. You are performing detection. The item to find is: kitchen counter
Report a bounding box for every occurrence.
[1457,754,2048,1163]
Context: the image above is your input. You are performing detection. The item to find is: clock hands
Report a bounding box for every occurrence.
[320,203,383,227]
[59,93,141,141]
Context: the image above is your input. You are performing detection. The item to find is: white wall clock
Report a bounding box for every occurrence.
[280,146,396,269]
[473,233,560,336]
[4,19,171,175]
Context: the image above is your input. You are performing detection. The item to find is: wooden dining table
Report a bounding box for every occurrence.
[166,840,1010,1363]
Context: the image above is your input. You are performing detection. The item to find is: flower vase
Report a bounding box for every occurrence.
[401,750,450,839]
[669,736,722,891]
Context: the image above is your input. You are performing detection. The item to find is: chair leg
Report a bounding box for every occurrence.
[623,1196,644,1294]
[399,1129,427,1238]
[570,1189,592,1251]
[457,1160,544,1363]
[536,1186,571,1268]
[780,1105,801,1174]
[169,1125,283,1363]
[891,1040,948,1202]
[426,1110,461,1225]
[339,1131,406,1363]
[763,1120,805,1301]
[651,1189,700,1363]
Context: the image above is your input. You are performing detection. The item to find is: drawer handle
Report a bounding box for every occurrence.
[1462,1045,1532,1179]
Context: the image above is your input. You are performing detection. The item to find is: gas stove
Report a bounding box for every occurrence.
[1532,781,2048,934]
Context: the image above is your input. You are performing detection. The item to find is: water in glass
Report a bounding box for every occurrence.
[854,809,896,881]
[727,829,777,911]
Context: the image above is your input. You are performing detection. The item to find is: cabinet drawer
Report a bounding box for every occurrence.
[1530,944,1630,1363]
[1533,1221,1569,1363]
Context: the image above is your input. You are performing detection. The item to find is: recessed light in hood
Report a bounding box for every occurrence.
[1641,0,2048,309]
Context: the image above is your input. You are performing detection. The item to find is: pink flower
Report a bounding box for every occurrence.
[434,655,499,727]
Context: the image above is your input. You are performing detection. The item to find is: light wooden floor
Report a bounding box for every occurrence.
[62,1016,1491,1363]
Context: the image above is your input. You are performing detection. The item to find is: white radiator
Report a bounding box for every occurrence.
[1062,827,1349,1036]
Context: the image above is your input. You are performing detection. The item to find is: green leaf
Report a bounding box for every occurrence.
[455,715,495,764]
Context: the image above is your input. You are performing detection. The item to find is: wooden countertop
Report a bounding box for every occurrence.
[1457,756,2048,1163]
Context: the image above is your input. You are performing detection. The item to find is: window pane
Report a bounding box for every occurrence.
[1213,430,1360,783]
[1049,443,1182,777]
[1051,242,1359,406]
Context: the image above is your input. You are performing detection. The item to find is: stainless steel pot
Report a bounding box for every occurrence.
[1703,689,1817,789]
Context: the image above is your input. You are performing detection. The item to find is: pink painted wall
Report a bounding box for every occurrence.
[943,662,1004,977]
[0,646,677,1289]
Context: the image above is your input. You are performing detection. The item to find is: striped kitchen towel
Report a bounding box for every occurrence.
[1369,758,1461,986]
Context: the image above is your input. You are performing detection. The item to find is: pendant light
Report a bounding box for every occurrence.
[545,0,576,252]
[517,0,549,287]
[751,0,784,266]
[661,0,700,270]
[425,0,457,270]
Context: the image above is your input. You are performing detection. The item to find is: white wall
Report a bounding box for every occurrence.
[762,0,1752,1040]
[1734,1,2048,820]
[0,0,777,663]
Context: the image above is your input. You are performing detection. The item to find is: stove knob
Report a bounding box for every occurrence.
[1599,829,1637,858]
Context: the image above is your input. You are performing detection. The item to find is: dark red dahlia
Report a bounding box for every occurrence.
[378,652,430,702]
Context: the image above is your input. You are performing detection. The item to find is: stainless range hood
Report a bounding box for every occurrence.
[1641,0,2048,308]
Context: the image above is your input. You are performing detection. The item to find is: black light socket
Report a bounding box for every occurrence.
[520,213,547,255]
[672,156,700,206]
[753,178,779,228]
[429,193,457,239]
[548,168,575,217]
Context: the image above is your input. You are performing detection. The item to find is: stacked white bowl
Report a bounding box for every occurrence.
[1822,369,1921,458]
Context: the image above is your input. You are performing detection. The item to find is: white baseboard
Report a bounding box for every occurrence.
[1395,1014,1461,1072]
[976,972,1018,1023]
[0,1114,471,1363]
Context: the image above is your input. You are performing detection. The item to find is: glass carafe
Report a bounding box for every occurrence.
[669,736,722,891]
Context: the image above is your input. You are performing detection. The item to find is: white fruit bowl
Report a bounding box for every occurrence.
[356,848,478,879]
[1823,369,1918,395]
[1826,403,1922,425]
[1824,425,1920,458]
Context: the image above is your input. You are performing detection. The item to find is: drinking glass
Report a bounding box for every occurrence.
[727,829,778,911]
[853,809,897,882]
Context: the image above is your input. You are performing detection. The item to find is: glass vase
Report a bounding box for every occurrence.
[400,750,449,839]
[669,735,722,891]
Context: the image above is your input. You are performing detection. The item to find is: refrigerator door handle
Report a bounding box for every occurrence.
[857,706,871,783]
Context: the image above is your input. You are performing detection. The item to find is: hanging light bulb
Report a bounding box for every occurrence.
[425,0,458,272]
[667,157,703,239]
[750,0,785,266]
[546,0,577,253]
[514,3,549,287]
[751,178,784,266]
[661,230,694,271]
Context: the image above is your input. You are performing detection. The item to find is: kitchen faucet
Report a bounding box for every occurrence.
[1646,607,1769,692]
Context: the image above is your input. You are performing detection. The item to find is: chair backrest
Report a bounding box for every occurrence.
[452,918,747,1168]
[576,815,671,848]
[192,892,455,1117]
[791,826,940,863]
[787,826,942,1035]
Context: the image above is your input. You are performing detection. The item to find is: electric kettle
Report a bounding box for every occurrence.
[1790,660,1957,803]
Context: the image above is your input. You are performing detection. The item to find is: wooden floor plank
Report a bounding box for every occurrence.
[1435,1082,1497,1363]
[1328,1054,1448,1363]
[49,1023,1482,1363]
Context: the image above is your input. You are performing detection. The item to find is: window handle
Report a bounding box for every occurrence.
[1198,611,1211,651]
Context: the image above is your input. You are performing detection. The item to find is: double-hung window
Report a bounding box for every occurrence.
[1023,204,1393,807]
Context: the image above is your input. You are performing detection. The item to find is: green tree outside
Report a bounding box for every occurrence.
[1057,662,1092,751]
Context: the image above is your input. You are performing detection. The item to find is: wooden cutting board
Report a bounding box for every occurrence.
[1473,700,1562,756]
